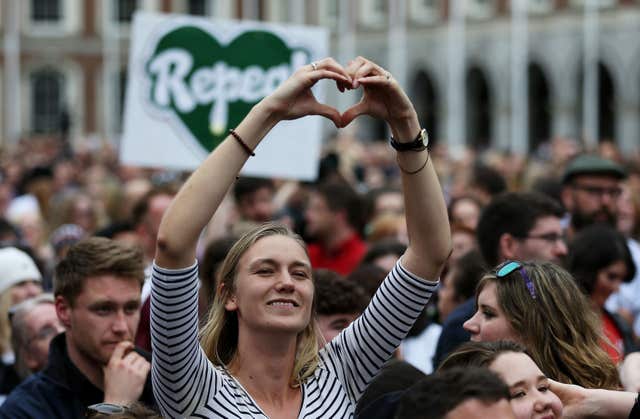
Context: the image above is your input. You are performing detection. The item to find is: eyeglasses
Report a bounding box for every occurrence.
[86,403,126,417]
[495,260,537,299]
[521,232,565,244]
[572,184,622,199]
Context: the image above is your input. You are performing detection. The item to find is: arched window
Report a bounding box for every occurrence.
[578,61,616,143]
[31,69,66,133]
[528,63,551,151]
[466,66,492,149]
[412,70,439,144]
[598,63,615,142]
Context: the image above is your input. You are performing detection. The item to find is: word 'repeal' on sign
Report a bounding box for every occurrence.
[120,11,329,181]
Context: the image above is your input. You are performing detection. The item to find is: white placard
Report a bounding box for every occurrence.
[120,11,329,180]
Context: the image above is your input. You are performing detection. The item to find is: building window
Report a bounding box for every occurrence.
[408,0,441,25]
[32,0,61,21]
[188,0,208,15]
[31,69,65,133]
[115,0,137,22]
[117,68,128,131]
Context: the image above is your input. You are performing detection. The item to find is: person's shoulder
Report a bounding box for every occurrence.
[0,373,50,416]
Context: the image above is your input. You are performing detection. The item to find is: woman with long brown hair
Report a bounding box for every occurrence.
[463,261,620,389]
[150,57,451,418]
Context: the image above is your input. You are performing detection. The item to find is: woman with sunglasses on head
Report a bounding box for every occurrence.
[150,57,451,418]
[463,261,620,389]
[440,341,640,419]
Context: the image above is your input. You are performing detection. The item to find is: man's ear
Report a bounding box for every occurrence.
[498,233,520,261]
[55,295,72,329]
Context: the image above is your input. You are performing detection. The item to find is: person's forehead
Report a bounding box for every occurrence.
[572,174,620,185]
[244,235,309,263]
[528,216,562,233]
[25,303,57,325]
[75,275,142,301]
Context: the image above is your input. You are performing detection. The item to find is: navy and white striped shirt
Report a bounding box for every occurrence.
[151,260,437,418]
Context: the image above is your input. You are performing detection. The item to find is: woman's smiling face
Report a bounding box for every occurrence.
[489,352,563,419]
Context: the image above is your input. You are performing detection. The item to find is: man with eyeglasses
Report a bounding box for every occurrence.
[561,154,627,237]
[433,191,567,369]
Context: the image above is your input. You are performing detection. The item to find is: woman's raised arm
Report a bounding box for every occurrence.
[155,58,351,268]
[342,57,451,280]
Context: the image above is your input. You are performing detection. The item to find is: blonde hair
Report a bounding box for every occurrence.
[477,261,620,389]
[199,222,319,386]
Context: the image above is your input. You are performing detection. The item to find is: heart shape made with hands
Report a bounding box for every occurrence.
[145,25,317,153]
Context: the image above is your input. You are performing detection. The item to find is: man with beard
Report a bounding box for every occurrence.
[0,238,155,417]
[560,154,627,238]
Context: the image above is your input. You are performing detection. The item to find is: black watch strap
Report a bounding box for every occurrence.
[389,128,428,152]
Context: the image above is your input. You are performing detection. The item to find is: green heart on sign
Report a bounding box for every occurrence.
[145,26,310,152]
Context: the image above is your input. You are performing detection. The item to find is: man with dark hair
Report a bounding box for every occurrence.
[305,182,367,275]
[476,191,567,267]
[314,269,368,345]
[433,191,567,368]
[394,367,514,419]
[0,237,155,418]
[233,176,275,223]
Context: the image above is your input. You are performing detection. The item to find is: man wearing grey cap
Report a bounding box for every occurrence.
[560,154,627,237]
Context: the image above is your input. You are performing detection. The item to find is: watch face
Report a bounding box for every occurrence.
[419,129,428,147]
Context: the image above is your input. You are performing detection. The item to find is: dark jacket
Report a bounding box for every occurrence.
[0,333,155,418]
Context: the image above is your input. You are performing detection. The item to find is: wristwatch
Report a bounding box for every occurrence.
[389,128,429,152]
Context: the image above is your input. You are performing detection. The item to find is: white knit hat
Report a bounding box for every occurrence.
[0,247,42,294]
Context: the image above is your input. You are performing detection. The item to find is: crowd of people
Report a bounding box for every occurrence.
[0,55,636,418]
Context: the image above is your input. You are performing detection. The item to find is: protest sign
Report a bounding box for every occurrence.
[121,12,328,180]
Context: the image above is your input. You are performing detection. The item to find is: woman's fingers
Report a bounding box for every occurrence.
[310,101,343,128]
[341,100,370,127]
[307,69,351,86]
[314,57,352,82]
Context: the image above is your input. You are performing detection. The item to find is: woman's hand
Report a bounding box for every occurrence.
[260,57,351,128]
[341,56,418,138]
[549,379,636,419]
